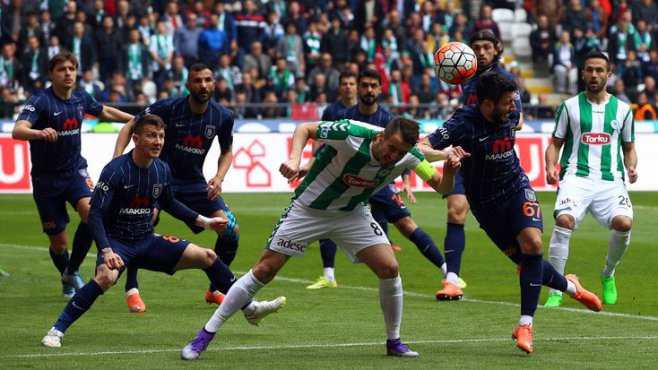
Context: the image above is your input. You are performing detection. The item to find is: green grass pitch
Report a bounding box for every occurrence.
[1,192,658,369]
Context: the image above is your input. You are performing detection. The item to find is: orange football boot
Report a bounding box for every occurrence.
[512,324,534,354]
[565,274,603,312]
[126,292,146,313]
[204,290,225,305]
[435,280,464,301]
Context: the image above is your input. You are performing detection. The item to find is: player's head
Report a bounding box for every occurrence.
[48,50,78,90]
[476,72,517,123]
[582,50,611,94]
[132,114,166,159]
[338,70,358,102]
[186,62,215,104]
[357,68,381,106]
[373,117,420,166]
[469,29,503,71]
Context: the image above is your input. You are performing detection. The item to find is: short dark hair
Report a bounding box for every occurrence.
[339,70,357,84]
[583,49,611,71]
[476,72,517,104]
[384,117,419,146]
[189,62,214,75]
[48,50,78,72]
[134,114,166,134]
[358,68,381,84]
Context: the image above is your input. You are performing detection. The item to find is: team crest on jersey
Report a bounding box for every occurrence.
[611,120,621,130]
[152,184,163,199]
[204,125,216,139]
[524,188,537,201]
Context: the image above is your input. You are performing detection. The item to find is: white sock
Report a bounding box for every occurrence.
[446,272,459,284]
[519,315,533,326]
[204,270,265,333]
[548,226,572,294]
[125,288,139,297]
[603,230,631,277]
[323,267,335,282]
[440,263,447,277]
[565,280,577,296]
[379,275,403,340]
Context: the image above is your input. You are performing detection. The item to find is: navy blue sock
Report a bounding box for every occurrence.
[124,265,139,291]
[444,223,465,274]
[67,223,93,273]
[519,254,543,316]
[214,234,239,267]
[541,260,568,291]
[319,239,337,268]
[205,258,236,293]
[49,247,69,275]
[54,280,104,333]
[409,228,445,270]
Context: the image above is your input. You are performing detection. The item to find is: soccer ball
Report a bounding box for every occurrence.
[434,42,478,85]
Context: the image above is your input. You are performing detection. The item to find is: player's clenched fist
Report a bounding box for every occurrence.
[102,249,124,270]
[546,166,559,185]
[207,217,228,233]
[446,146,470,169]
[280,160,300,181]
[40,128,58,142]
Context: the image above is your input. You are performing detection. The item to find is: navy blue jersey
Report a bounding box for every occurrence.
[88,152,198,249]
[340,104,393,128]
[136,97,234,185]
[427,105,530,207]
[321,101,354,121]
[460,63,522,124]
[17,88,103,175]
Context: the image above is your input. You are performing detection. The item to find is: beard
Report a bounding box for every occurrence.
[189,90,211,104]
[359,93,377,106]
[586,78,607,94]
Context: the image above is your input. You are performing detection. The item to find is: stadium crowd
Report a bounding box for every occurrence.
[1,0,658,120]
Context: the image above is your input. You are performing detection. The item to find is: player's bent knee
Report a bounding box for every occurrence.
[611,216,632,232]
[252,262,278,284]
[93,268,117,291]
[447,202,468,223]
[555,214,575,230]
[521,237,543,255]
[204,248,218,266]
[376,261,400,279]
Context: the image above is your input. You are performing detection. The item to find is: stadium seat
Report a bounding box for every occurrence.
[492,8,515,23]
[512,38,532,57]
[498,21,515,42]
[512,23,533,38]
[514,8,527,22]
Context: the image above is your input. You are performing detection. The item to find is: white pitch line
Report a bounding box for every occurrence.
[7,335,658,359]
[3,243,658,323]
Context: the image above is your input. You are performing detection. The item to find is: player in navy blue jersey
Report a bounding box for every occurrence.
[12,51,133,298]
[436,29,525,300]
[421,72,602,354]
[41,114,285,348]
[113,63,239,312]
[304,69,451,293]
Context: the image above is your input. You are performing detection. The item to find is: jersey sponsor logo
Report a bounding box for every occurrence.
[119,195,152,215]
[342,174,376,188]
[485,137,515,160]
[59,118,81,136]
[176,134,206,155]
[581,132,611,145]
[276,238,305,252]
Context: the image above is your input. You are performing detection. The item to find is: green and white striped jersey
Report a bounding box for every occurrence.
[293,119,434,211]
[553,93,634,182]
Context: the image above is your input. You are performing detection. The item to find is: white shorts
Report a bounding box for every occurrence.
[266,201,390,263]
[554,175,633,228]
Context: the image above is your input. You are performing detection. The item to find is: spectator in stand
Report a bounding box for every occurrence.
[216,54,241,91]
[321,17,349,64]
[96,16,122,83]
[90,0,106,28]
[331,0,355,29]
[551,31,578,94]
[149,20,174,85]
[234,86,257,118]
[277,22,305,77]
[642,76,657,104]
[309,72,332,102]
[360,25,377,62]
[47,35,61,60]
[0,42,21,89]
[115,0,132,30]
[214,2,237,46]
[69,22,96,75]
[138,14,153,44]
[167,55,189,97]
[235,0,266,53]
[237,71,261,106]
[214,78,233,104]
[613,79,631,103]
[243,41,272,81]
[269,57,295,98]
[294,77,310,102]
[122,28,150,92]
[622,50,643,102]
[450,13,469,39]
[79,70,104,100]
[635,20,652,65]
[635,91,657,121]
[588,0,608,38]
[175,13,202,66]
[261,90,283,118]
[355,0,386,31]
[530,15,555,65]
[417,73,437,104]
[308,53,340,94]
[263,11,285,52]
[162,1,183,34]
[303,20,322,70]
[18,12,44,50]
[40,10,56,44]
[387,69,410,105]
[472,4,500,39]
[287,1,307,35]
[21,35,48,92]
[608,10,639,76]
[562,0,589,33]
[407,28,432,77]
[198,14,228,67]
[632,0,658,27]
[532,0,563,31]
[644,50,658,82]
[54,1,76,44]
[118,14,138,44]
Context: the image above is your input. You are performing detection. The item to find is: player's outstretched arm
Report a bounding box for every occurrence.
[545,137,564,185]
[12,120,57,142]
[280,122,320,181]
[622,142,638,183]
[113,118,135,158]
[418,137,449,162]
[99,105,134,124]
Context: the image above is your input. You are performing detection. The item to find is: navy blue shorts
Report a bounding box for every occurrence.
[442,170,465,198]
[96,234,190,275]
[161,181,229,233]
[32,169,93,235]
[470,188,543,264]
[369,185,411,224]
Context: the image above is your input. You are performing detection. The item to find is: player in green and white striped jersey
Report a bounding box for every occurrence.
[544,50,638,308]
[181,117,467,360]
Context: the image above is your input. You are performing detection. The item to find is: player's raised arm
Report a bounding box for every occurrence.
[280,122,320,181]
[113,118,135,157]
[87,168,117,257]
[99,105,134,123]
[12,120,58,142]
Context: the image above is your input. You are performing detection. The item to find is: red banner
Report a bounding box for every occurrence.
[0,136,31,193]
